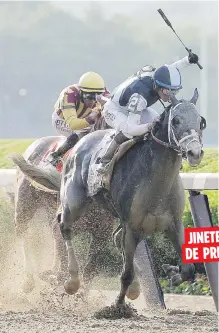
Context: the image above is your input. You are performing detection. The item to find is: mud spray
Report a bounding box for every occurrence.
[0,198,217,333]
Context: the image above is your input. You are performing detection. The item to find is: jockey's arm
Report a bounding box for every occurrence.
[62,108,90,130]
[126,114,152,137]
[124,93,152,137]
[61,93,90,130]
[170,56,191,70]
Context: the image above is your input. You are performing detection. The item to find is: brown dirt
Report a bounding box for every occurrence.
[0,205,217,333]
[0,285,217,333]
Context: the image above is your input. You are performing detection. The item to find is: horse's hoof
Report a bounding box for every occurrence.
[126,282,140,300]
[171,273,182,286]
[64,278,80,295]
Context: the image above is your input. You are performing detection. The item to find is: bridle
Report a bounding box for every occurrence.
[150,103,203,157]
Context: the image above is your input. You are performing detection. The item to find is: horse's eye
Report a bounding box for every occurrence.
[172,117,180,127]
[200,116,207,130]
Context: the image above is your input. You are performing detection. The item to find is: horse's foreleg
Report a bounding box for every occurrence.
[60,177,88,295]
[113,226,140,300]
[165,220,195,286]
[116,226,139,305]
[60,206,80,295]
[52,218,68,273]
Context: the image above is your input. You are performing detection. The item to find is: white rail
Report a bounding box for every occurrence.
[0,169,218,191]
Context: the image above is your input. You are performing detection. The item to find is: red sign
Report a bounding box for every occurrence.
[182,227,219,263]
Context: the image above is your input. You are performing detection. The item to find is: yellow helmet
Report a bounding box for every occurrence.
[78,72,105,93]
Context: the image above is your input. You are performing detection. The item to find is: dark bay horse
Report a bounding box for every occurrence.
[12,116,115,293]
[10,90,206,308]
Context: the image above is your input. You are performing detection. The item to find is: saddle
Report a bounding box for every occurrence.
[87,133,147,196]
[101,138,138,190]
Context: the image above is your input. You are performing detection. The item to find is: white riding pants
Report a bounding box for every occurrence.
[102,100,159,139]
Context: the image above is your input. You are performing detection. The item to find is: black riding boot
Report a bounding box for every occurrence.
[48,133,79,167]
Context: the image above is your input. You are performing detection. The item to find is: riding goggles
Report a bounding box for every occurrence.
[162,88,180,96]
[82,92,102,101]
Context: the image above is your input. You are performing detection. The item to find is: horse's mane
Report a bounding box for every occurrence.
[149,104,172,136]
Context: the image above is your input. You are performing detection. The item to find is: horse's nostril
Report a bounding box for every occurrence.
[187,150,196,158]
[187,149,203,160]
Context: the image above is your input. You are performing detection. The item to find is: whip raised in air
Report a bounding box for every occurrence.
[157,8,203,70]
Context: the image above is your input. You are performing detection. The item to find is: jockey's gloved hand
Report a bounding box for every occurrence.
[188,52,199,64]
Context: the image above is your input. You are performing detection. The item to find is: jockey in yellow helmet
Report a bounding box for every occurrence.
[48,71,110,166]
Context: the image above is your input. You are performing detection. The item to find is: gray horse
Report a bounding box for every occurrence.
[10,90,206,308]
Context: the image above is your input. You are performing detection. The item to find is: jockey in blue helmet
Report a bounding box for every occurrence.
[97,53,199,172]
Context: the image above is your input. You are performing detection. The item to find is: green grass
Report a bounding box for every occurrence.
[182,148,218,173]
[0,139,35,168]
[0,139,218,171]
[180,148,218,226]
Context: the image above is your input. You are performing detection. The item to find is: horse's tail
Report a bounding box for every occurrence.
[9,153,61,192]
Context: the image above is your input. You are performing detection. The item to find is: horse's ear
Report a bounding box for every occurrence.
[169,91,179,106]
[190,88,199,105]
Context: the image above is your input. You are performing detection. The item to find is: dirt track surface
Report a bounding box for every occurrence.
[0,210,217,332]
[0,289,217,333]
